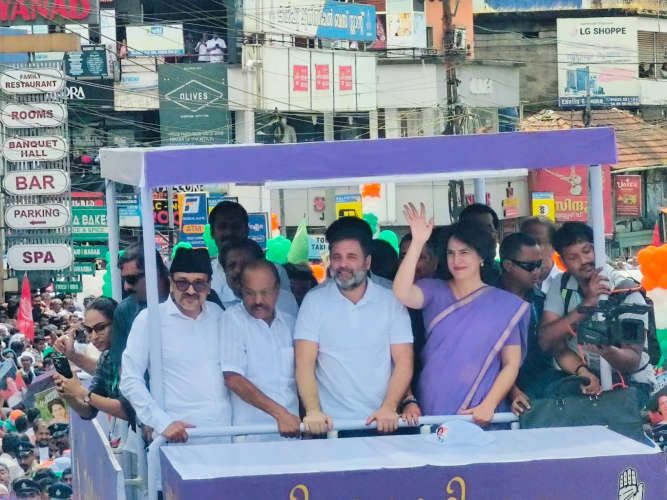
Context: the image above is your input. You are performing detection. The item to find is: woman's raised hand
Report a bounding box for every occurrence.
[402,202,434,244]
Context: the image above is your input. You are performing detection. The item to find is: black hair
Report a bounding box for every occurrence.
[9,341,23,356]
[219,238,264,268]
[25,408,40,424]
[553,222,594,256]
[38,477,55,493]
[48,398,66,414]
[459,203,500,231]
[519,216,557,245]
[442,222,496,280]
[370,239,398,281]
[14,415,27,434]
[208,201,249,227]
[499,232,539,262]
[284,263,316,283]
[117,243,169,277]
[400,232,441,259]
[325,217,373,256]
[241,260,281,289]
[32,417,47,433]
[85,297,118,324]
[2,433,19,455]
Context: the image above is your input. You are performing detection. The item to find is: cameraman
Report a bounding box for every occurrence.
[539,222,655,400]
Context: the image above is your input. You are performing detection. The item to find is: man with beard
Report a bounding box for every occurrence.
[294,217,413,435]
[540,222,655,400]
[31,419,50,464]
[219,238,298,317]
[222,260,300,440]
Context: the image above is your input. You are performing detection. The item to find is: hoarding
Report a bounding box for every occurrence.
[335,194,362,218]
[474,0,659,13]
[244,0,376,41]
[126,24,184,57]
[64,45,109,78]
[248,212,269,249]
[0,0,99,25]
[158,63,231,146]
[67,79,114,108]
[557,17,639,108]
[386,11,426,48]
[615,174,642,217]
[178,193,207,248]
[71,207,108,241]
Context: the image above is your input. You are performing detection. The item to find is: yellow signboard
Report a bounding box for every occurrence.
[532,192,556,222]
[335,194,362,219]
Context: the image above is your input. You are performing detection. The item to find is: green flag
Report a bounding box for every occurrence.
[287,218,309,264]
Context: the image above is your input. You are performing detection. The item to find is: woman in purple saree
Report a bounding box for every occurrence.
[394,203,529,426]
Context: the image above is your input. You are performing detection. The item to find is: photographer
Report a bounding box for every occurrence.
[539,222,655,400]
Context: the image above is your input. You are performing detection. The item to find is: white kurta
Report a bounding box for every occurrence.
[221,303,298,427]
[120,297,231,435]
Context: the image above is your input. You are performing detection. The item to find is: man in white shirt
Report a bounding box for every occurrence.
[120,248,230,443]
[195,33,209,62]
[520,217,562,295]
[206,33,226,63]
[295,217,413,435]
[209,201,291,296]
[222,260,300,439]
[218,238,298,316]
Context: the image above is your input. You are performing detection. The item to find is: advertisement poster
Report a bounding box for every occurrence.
[293,65,309,91]
[339,65,353,91]
[158,63,231,146]
[557,17,639,108]
[335,194,363,219]
[615,174,642,217]
[315,65,330,90]
[126,24,184,57]
[248,212,269,249]
[531,192,556,222]
[529,166,613,234]
[72,207,109,242]
[178,193,208,248]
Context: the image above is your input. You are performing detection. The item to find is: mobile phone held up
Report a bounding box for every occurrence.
[53,356,73,379]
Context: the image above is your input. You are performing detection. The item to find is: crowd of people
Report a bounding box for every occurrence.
[0,199,656,496]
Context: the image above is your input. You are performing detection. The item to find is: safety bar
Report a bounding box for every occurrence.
[147,413,517,499]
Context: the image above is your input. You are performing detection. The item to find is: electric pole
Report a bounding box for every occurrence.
[443,0,461,135]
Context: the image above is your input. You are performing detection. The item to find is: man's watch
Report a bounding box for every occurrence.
[83,391,93,406]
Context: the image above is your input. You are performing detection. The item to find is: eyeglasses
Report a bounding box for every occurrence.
[172,279,210,293]
[83,322,110,334]
[509,259,542,272]
[122,273,145,285]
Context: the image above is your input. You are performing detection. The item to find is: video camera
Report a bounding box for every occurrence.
[576,296,650,346]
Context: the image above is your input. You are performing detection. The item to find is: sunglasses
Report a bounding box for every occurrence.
[83,322,110,334]
[172,279,210,293]
[510,259,542,272]
[122,273,145,285]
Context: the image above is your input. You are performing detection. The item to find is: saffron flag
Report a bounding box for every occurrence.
[653,222,661,247]
[16,273,34,342]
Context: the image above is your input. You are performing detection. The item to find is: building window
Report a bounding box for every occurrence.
[426,27,434,49]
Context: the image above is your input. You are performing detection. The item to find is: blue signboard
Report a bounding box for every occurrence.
[317,1,376,41]
[248,212,269,250]
[179,193,208,248]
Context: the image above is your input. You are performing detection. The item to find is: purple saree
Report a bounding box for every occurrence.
[416,279,530,416]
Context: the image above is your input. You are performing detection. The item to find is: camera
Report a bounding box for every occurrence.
[576,299,650,346]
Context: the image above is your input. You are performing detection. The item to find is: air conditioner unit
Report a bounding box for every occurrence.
[453,27,466,50]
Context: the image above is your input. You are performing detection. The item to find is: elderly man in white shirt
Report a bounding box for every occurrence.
[120,248,230,443]
[217,238,298,317]
[295,217,414,435]
[222,260,300,440]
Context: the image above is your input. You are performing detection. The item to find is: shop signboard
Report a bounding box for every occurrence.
[531,192,556,221]
[614,174,642,217]
[118,197,141,227]
[178,193,207,248]
[153,197,180,226]
[335,194,362,218]
[5,203,69,229]
[73,261,96,275]
[3,169,69,196]
[126,24,184,57]
[309,233,326,260]
[0,0,99,25]
[64,45,109,79]
[3,136,68,162]
[158,63,231,145]
[7,244,72,270]
[0,102,67,128]
[0,68,65,94]
[54,280,82,293]
[557,17,639,108]
[244,0,376,41]
[73,245,107,259]
[71,207,108,241]
[248,212,269,249]
[66,79,114,108]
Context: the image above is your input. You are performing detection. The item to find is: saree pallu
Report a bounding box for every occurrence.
[416,280,530,416]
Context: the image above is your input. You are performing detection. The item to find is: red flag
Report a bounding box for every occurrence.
[653,222,661,247]
[16,274,34,342]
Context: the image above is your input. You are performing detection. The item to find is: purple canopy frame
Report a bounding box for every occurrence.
[99,127,618,421]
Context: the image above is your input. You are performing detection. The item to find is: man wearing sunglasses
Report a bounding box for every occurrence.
[498,232,555,415]
[121,247,231,445]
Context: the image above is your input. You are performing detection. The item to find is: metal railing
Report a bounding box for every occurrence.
[146,413,518,500]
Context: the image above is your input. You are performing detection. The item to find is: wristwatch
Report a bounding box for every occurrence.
[399,397,419,413]
[83,391,93,406]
